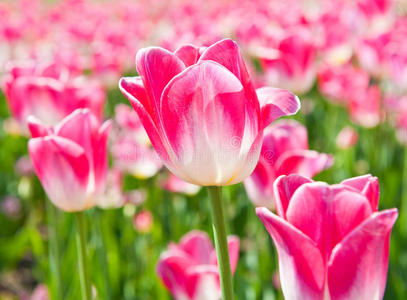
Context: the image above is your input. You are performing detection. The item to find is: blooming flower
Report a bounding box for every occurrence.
[257,174,398,300]
[28,109,111,211]
[119,38,300,186]
[157,230,239,300]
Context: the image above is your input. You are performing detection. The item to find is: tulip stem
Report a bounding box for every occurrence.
[207,186,234,300]
[75,212,92,300]
[46,200,63,300]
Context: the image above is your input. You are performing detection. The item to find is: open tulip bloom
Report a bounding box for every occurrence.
[257,174,398,300]
[119,38,300,299]
[119,38,300,187]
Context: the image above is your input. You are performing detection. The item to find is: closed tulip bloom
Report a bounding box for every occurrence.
[28,109,111,211]
[157,230,240,300]
[257,174,398,300]
[119,38,300,186]
[244,120,333,208]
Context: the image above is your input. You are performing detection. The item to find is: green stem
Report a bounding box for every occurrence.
[207,186,234,300]
[401,148,407,237]
[95,210,112,300]
[75,212,92,300]
[46,200,62,300]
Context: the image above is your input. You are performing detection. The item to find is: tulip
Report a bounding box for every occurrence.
[120,38,299,299]
[254,34,317,95]
[244,120,333,208]
[28,108,111,212]
[257,174,398,300]
[119,38,300,187]
[157,230,240,300]
[336,126,359,149]
[2,60,105,131]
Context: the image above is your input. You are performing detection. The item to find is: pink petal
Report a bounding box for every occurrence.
[227,236,240,274]
[54,109,94,163]
[28,136,91,211]
[341,175,379,211]
[135,47,185,121]
[286,183,372,257]
[160,60,251,185]
[256,87,301,129]
[27,116,50,138]
[273,174,313,219]
[276,150,334,178]
[156,251,198,299]
[327,209,398,300]
[199,38,260,127]
[256,207,325,300]
[119,77,171,165]
[92,120,111,194]
[179,231,214,265]
[174,44,201,67]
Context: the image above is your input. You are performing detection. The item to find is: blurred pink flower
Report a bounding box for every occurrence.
[119,39,300,186]
[112,104,163,178]
[244,120,333,208]
[28,109,111,211]
[254,33,317,95]
[133,210,153,233]
[336,126,359,149]
[157,230,240,300]
[2,60,105,131]
[349,85,382,128]
[161,174,201,196]
[257,174,398,300]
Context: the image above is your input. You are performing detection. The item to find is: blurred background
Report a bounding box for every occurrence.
[0,0,407,299]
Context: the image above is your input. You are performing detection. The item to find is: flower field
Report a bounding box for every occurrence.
[0,0,407,299]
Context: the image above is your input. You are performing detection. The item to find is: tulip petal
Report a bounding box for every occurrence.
[256,207,325,300]
[179,231,213,265]
[276,150,334,178]
[327,209,398,300]
[156,250,198,299]
[27,116,50,138]
[136,47,185,119]
[28,136,90,211]
[161,60,249,185]
[257,87,300,129]
[174,44,200,67]
[93,120,111,194]
[286,183,373,256]
[341,175,379,211]
[119,77,171,164]
[273,174,313,219]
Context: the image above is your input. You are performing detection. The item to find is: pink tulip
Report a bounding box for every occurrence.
[162,173,201,196]
[244,120,333,208]
[28,109,111,211]
[349,85,382,128]
[336,126,359,149]
[257,174,398,300]
[133,210,153,233]
[254,34,317,95]
[2,60,105,131]
[119,39,300,186]
[318,63,370,106]
[157,230,240,300]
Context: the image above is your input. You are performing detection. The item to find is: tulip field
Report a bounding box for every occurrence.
[1,0,407,299]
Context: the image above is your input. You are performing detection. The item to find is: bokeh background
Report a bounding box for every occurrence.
[0,0,407,299]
